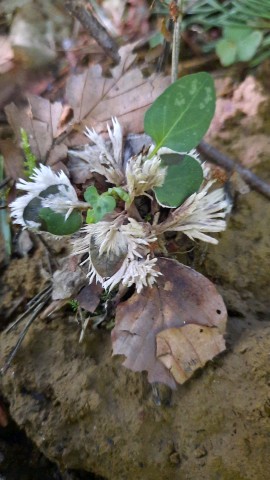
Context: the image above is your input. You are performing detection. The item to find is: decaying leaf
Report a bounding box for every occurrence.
[75,284,102,313]
[5,95,67,166]
[0,139,24,180]
[112,257,227,389]
[156,325,225,385]
[66,44,170,136]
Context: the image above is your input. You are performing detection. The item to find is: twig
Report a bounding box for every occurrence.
[198,140,270,200]
[65,0,120,64]
[171,0,184,83]
[4,284,52,334]
[1,286,52,375]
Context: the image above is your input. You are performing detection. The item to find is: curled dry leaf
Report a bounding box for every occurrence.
[66,44,170,136]
[112,257,227,389]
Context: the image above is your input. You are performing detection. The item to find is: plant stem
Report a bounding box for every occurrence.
[171,0,184,83]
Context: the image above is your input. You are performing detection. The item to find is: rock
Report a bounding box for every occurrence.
[194,446,208,458]
[1,303,270,479]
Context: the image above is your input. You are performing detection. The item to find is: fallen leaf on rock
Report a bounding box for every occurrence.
[112,257,227,389]
[156,325,226,385]
[65,44,170,137]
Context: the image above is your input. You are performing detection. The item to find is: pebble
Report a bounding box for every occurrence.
[194,446,208,458]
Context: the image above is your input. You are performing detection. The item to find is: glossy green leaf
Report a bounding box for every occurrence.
[154,154,204,208]
[38,208,82,235]
[144,72,215,153]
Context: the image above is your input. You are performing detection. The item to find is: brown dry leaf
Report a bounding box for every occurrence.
[5,95,65,161]
[0,139,24,180]
[157,325,226,385]
[75,284,102,313]
[112,258,227,389]
[66,44,170,136]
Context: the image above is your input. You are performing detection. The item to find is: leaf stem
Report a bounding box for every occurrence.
[171,1,184,84]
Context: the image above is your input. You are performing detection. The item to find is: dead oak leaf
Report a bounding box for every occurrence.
[112,257,227,389]
[5,95,67,168]
[156,325,226,385]
[65,44,170,137]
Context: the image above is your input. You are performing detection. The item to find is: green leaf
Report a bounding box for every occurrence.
[86,195,116,224]
[94,195,116,222]
[237,31,263,61]
[38,208,82,235]
[223,26,252,43]
[84,186,116,223]
[23,197,43,225]
[86,209,96,224]
[216,38,237,66]
[107,187,130,203]
[144,72,216,153]
[153,154,204,208]
[84,185,99,205]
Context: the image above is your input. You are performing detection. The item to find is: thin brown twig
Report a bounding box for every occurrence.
[198,140,270,200]
[65,0,120,64]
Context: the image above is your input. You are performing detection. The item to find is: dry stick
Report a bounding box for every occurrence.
[65,0,120,64]
[198,140,270,200]
[1,286,53,375]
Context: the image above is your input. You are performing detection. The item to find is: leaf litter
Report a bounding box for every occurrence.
[3,43,170,177]
[112,258,227,389]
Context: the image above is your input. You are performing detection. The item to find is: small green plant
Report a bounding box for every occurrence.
[184,0,270,66]
[69,299,79,311]
[216,26,263,66]
[20,128,38,177]
[9,72,229,387]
